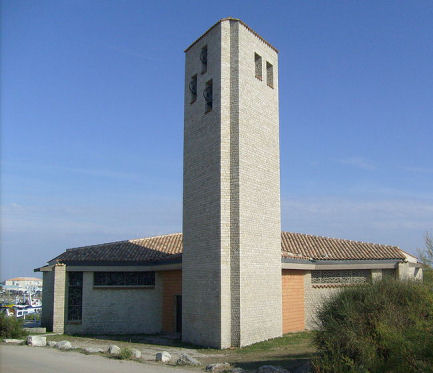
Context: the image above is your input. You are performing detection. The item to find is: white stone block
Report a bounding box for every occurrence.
[107,344,120,355]
[56,340,72,350]
[26,335,46,347]
[156,351,171,363]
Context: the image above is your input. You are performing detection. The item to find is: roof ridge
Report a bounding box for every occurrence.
[65,239,130,251]
[130,232,182,242]
[64,233,183,252]
[281,231,400,249]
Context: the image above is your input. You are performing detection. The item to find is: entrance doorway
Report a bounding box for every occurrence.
[175,295,182,334]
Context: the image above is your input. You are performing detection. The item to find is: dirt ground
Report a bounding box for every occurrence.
[45,332,316,372]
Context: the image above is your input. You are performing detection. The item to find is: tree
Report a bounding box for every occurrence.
[418,232,433,288]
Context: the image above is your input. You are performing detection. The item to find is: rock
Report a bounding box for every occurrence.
[232,368,247,373]
[3,339,25,345]
[26,335,46,347]
[257,366,290,373]
[206,362,231,372]
[156,351,171,363]
[84,347,104,353]
[176,353,201,366]
[130,348,142,359]
[108,344,121,355]
[56,340,72,350]
[48,341,57,347]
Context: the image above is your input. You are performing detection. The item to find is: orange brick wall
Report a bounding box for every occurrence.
[161,270,182,333]
[282,269,305,333]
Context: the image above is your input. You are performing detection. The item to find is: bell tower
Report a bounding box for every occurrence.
[182,18,282,348]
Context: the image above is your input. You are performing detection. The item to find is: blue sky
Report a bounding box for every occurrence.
[2,1,432,280]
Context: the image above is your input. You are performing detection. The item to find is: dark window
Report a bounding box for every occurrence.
[189,75,197,103]
[312,270,370,285]
[255,53,262,80]
[200,45,207,73]
[203,80,212,113]
[382,269,396,279]
[266,61,273,88]
[93,271,155,287]
[67,272,83,321]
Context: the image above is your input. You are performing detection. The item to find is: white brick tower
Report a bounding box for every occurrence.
[183,18,282,348]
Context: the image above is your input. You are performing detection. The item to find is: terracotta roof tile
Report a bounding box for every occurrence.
[51,231,407,266]
[280,232,405,261]
[51,233,183,265]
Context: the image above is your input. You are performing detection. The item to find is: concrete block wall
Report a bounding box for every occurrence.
[183,21,229,348]
[304,271,343,330]
[183,18,282,348]
[397,262,422,280]
[371,269,383,282]
[235,20,282,347]
[53,263,66,333]
[65,271,163,335]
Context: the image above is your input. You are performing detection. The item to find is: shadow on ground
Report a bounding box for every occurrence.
[71,334,201,349]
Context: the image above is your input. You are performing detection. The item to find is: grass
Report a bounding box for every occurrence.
[235,332,313,353]
[197,332,316,371]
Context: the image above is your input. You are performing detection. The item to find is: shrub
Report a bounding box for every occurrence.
[117,347,133,360]
[424,266,433,290]
[313,279,433,373]
[0,313,28,339]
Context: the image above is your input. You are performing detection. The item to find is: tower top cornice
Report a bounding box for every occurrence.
[184,17,279,54]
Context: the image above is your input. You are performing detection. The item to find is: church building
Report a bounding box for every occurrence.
[35,18,422,348]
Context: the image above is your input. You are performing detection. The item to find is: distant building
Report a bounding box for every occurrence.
[3,277,43,292]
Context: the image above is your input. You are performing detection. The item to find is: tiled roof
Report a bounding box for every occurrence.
[280,232,405,261]
[51,233,183,265]
[50,232,406,266]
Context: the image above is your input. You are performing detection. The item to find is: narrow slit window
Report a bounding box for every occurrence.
[255,53,262,80]
[200,45,207,74]
[266,61,274,88]
[204,79,212,113]
[189,75,197,103]
[67,272,83,321]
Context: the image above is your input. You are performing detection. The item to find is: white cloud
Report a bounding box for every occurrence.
[282,196,433,253]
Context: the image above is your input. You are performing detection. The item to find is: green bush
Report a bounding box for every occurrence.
[0,313,28,339]
[424,267,433,290]
[313,279,433,373]
[117,347,133,360]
